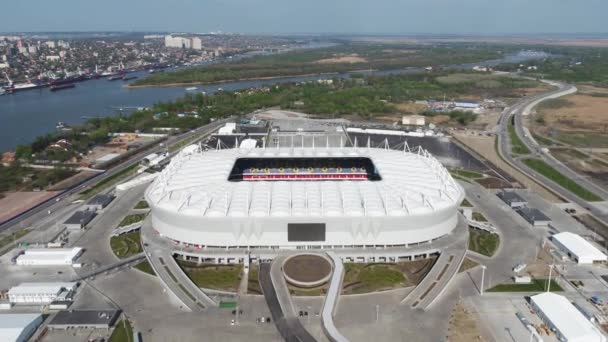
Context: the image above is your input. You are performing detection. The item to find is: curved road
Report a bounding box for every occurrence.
[497,78,608,224]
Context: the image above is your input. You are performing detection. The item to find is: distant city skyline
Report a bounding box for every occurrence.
[1,0,607,34]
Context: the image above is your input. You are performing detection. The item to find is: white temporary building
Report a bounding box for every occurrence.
[15,247,83,266]
[8,282,77,304]
[531,293,606,342]
[552,232,608,264]
[0,313,43,342]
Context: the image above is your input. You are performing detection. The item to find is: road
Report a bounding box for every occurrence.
[260,260,317,342]
[497,79,608,224]
[0,118,227,233]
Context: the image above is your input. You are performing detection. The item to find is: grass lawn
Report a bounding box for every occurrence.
[0,229,31,250]
[177,260,243,291]
[247,264,262,295]
[449,169,484,179]
[487,278,563,292]
[109,319,133,342]
[133,260,155,276]
[118,214,146,228]
[133,200,149,209]
[468,229,500,257]
[460,198,473,207]
[532,133,561,146]
[522,158,602,201]
[509,117,530,155]
[110,231,142,259]
[81,163,139,198]
[342,263,407,294]
[472,212,488,222]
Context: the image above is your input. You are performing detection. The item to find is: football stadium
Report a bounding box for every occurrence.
[144,143,465,250]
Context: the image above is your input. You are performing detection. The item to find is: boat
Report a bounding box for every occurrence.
[0,88,5,96]
[185,87,198,91]
[50,83,76,91]
[108,75,123,81]
[56,122,72,130]
[122,76,138,81]
[8,82,46,92]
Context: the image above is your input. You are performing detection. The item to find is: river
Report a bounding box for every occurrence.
[0,51,548,152]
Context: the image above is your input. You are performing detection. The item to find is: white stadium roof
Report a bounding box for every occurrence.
[531,293,606,342]
[146,145,462,219]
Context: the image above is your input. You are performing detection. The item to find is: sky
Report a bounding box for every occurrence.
[1,0,607,35]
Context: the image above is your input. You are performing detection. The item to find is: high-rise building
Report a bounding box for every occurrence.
[192,37,202,50]
[164,35,193,49]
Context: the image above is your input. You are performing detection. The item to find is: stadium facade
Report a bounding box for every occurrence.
[145,144,465,250]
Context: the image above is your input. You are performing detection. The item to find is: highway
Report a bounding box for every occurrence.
[497,79,608,224]
[0,118,227,234]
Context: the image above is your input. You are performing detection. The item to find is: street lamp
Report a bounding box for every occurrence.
[480,265,487,296]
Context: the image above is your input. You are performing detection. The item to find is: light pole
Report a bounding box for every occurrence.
[546,264,554,292]
[480,265,487,296]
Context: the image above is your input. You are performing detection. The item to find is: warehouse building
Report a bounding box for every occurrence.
[85,194,114,211]
[0,313,43,342]
[497,190,527,208]
[8,282,77,305]
[48,310,121,330]
[15,247,82,266]
[552,232,607,264]
[530,292,606,342]
[516,207,551,226]
[63,210,96,230]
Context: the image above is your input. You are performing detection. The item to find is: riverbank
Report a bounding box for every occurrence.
[124,70,376,88]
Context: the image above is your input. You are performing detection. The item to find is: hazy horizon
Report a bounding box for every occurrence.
[1,0,607,35]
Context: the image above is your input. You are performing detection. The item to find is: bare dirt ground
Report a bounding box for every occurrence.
[525,246,553,278]
[0,191,59,223]
[314,54,368,64]
[472,112,501,131]
[394,102,427,114]
[448,301,487,342]
[454,133,562,202]
[536,92,608,132]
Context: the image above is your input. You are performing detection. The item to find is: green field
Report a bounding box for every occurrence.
[177,260,243,292]
[508,117,530,155]
[247,264,262,295]
[133,200,149,209]
[109,319,133,342]
[133,43,504,86]
[472,212,488,222]
[118,214,146,228]
[80,163,139,198]
[449,169,484,179]
[487,278,563,292]
[460,198,473,207]
[342,263,407,294]
[0,229,31,250]
[522,158,602,201]
[110,231,142,259]
[468,229,499,257]
[134,260,155,276]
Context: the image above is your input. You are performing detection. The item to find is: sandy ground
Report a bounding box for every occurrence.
[448,301,486,342]
[0,191,60,222]
[314,54,368,64]
[453,133,562,202]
